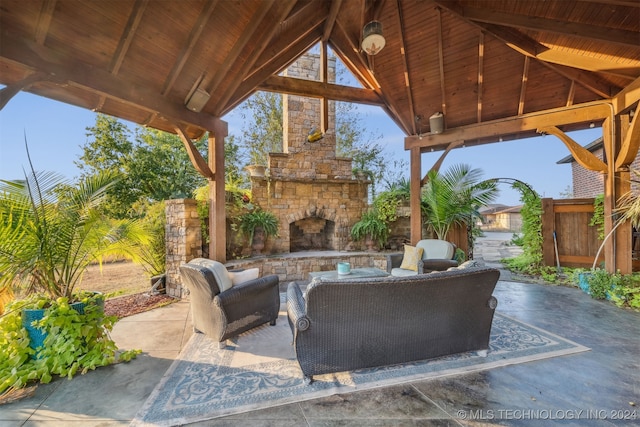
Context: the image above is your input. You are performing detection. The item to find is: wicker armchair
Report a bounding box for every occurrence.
[180,258,280,348]
[387,239,458,276]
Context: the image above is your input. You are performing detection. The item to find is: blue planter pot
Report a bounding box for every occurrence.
[577,272,592,294]
[22,293,104,353]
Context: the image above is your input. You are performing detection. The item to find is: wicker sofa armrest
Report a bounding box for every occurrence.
[287,282,310,331]
[418,258,459,272]
[386,253,404,272]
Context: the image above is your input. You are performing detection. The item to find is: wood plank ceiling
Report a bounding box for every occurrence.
[1,0,639,149]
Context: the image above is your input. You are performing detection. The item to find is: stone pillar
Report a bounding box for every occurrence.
[165,199,202,298]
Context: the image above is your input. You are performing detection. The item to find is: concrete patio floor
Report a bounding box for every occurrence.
[2,234,639,426]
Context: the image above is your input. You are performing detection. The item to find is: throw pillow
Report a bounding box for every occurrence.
[399,245,424,271]
[228,268,260,286]
[199,260,233,292]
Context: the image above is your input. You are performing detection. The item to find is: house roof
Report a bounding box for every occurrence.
[556,137,604,164]
[1,1,639,144]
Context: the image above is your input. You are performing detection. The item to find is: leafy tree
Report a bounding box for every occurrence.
[239,91,283,165]
[336,101,406,200]
[77,114,207,218]
[421,164,498,240]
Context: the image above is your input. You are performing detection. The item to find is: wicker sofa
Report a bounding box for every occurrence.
[287,267,500,383]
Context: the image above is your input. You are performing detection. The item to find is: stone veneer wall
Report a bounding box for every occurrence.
[165,199,201,298]
[249,53,369,253]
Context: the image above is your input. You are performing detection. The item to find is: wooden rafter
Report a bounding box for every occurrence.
[436,8,447,117]
[205,0,271,97]
[0,33,225,133]
[214,0,298,115]
[518,56,530,116]
[110,0,149,75]
[35,0,57,44]
[433,2,626,97]
[394,0,416,134]
[322,0,342,41]
[242,2,325,88]
[566,80,576,107]
[223,29,322,116]
[461,6,640,48]
[330,21,412,134]
[161,0,217,95]
[477,33,484,123]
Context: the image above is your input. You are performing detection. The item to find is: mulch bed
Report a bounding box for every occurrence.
[104,292,177,318]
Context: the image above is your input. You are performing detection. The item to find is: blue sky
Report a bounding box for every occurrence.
[0,90,602,206]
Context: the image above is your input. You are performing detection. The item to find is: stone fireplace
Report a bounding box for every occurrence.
[248,54,369,254]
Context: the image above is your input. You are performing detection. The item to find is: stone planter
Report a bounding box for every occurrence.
[245,165,266,177]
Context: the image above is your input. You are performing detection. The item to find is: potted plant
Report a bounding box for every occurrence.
[238,207,279,255]
[350,210,390,251]
[0,155,146,396]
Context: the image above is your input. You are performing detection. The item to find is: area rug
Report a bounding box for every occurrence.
[130,297,589,427]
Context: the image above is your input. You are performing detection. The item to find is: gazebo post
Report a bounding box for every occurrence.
[410,147,422,245]
[208,121,228,263]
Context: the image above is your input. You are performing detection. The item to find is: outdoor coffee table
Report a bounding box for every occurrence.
[308,267,389,282]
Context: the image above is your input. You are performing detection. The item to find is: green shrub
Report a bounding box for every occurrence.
[0,293,140,395]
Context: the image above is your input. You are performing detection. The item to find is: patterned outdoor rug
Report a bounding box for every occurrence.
[130,297,589,427]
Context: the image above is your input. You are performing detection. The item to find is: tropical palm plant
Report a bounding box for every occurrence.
[0,165,149,301]
[421,164,498,240]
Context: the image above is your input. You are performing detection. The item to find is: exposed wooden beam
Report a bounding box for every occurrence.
[322,0,342,41]
[461,6,640,48]
[162,0,217,95]
[223,29,322,115]
[205,0,270,97]
[258,75,384,106]
[477,33,484,123]
[566,80,576,107]
[241,3,326,89]
[405,101,613,151]
[331,21,412,133]
[433,2,626,97]
[537,125,607,172]
[436,8,447,117]
[394,0,416,134]
[518,56,530,116]
[110,0,149,75]
[175,125,215,179]
[214,0,298,116]
[574,0,640,7]
[320,40,329,133]
[0,33,226,134]
[35,0,56,44]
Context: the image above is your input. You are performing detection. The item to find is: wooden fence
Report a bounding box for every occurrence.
[541,198,603,269]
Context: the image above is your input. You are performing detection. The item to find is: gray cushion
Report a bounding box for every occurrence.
[187,258,233,292]
[390,267,418,277]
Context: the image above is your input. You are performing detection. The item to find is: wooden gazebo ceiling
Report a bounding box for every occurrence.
[1,0,639,149]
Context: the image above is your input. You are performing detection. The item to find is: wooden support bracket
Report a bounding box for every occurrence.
[175,124,215,179]
[537,125,607,173]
